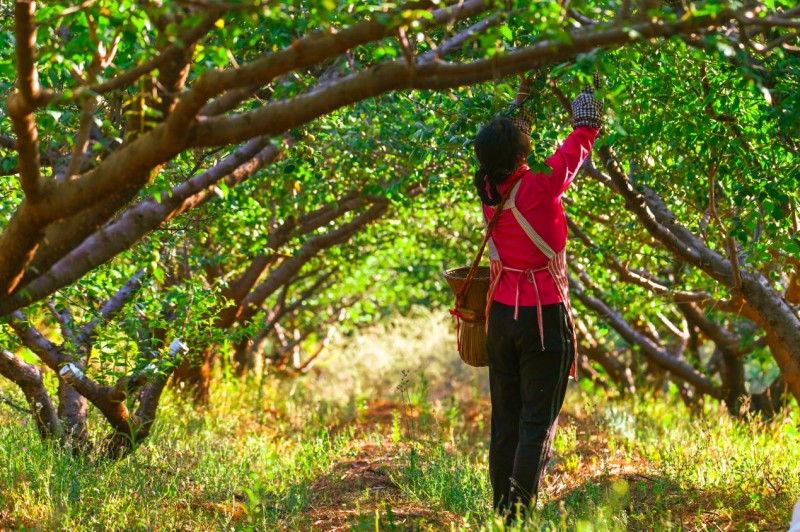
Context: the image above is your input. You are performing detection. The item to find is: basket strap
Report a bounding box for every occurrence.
[452,171,525,314]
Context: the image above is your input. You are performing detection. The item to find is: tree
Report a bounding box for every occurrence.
[1,0,798,455]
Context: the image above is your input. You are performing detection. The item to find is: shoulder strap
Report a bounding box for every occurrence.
[453,173,524,310]
[508,180,557,259]
[483,212,501,261]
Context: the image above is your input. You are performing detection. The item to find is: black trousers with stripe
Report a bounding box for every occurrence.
[486,301,573,512]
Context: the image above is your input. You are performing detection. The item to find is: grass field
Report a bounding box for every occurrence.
[1,309,798,530]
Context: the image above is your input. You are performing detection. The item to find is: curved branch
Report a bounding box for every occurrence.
[0,140,279,316]
[0,350,59,438]
[7,311,66,370]
[569,269,722,398]
[237,201,389,324]
[190,12,740,147]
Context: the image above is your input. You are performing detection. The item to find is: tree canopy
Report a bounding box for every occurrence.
[0,0,798,454]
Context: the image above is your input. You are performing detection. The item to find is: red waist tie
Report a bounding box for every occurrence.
[485,261,551,351]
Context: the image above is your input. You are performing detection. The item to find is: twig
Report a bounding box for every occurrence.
[46,300,76,343]
[0,394,31,414]
[64,62,100,178]
[55,0,97,18]
[569,9,599,26]
[42,13,221,106]
[420,12,501,63]
[707,162,742,291]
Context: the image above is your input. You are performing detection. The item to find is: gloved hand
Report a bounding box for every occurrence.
[506,104,535,136]
[499,73,532,136]
[572,76,603,129]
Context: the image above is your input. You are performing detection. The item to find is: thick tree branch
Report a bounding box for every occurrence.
[195,0,491,120]
[192,10,763,149]
[7,311,66,371]
[58,363,131,433]
[590,146,800,401]
[569,269,722,398]
[0,140,279,316]
[0,350,59,438]
[678,301,743,357]
[238,202,389,323]
[165,0,463,137]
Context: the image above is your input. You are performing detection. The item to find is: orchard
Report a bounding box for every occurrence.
[0,1,798,529]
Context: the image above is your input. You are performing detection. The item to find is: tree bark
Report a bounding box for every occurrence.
[57,381,88,450]
[172,346,215,405]
[570,271,723,399]
[0,350,59,439]
[589,148,800,403]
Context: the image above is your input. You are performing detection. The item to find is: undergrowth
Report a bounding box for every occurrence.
[0,308,797,530]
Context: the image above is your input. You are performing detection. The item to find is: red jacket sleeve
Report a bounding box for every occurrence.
[543,126,599,197]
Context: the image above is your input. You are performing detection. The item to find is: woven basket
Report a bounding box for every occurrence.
[442,266,491,367]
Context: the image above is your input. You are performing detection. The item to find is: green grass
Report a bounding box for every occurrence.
[1,308,798,530]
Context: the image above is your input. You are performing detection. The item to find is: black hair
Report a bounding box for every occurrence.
[472,117,531,206]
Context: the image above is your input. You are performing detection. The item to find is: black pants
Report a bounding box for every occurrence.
[487,301,573,513]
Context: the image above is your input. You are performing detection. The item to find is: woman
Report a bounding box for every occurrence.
[473,75,602,515]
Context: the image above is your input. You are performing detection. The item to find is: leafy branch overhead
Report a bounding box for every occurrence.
[0,0,798,454]
[1,0,798,307]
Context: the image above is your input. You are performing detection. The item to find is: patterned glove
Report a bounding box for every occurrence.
[505,103,535,136]
[572,80,603,129]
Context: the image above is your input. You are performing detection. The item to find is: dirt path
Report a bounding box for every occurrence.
[305,400,791,531]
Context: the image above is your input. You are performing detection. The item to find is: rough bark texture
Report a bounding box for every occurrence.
[588,148,800,404]
[570,272,723,399]
[0,350,59,439]
[57,381,88,450]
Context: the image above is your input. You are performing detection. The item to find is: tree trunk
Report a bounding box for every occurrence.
[716,348,747,417]
[0,350,60,439]
[172,346,214,404]
[750,377,787,418]
[57,380,88,450]
[233,338,256,377]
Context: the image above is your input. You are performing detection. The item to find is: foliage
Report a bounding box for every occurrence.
[1,311,797,529]
[0,0,798,461]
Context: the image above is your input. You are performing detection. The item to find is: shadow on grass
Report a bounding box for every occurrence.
[304,444,459,531]
[537,472,793,531]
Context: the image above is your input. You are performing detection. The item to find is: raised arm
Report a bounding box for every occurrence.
[544,82,604,197]
[506,73,536,136]
[544,125,599,197]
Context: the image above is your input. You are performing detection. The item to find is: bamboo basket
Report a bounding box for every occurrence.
[442,266,491,367]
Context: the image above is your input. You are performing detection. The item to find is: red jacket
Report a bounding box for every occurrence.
[482,126,599,307]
